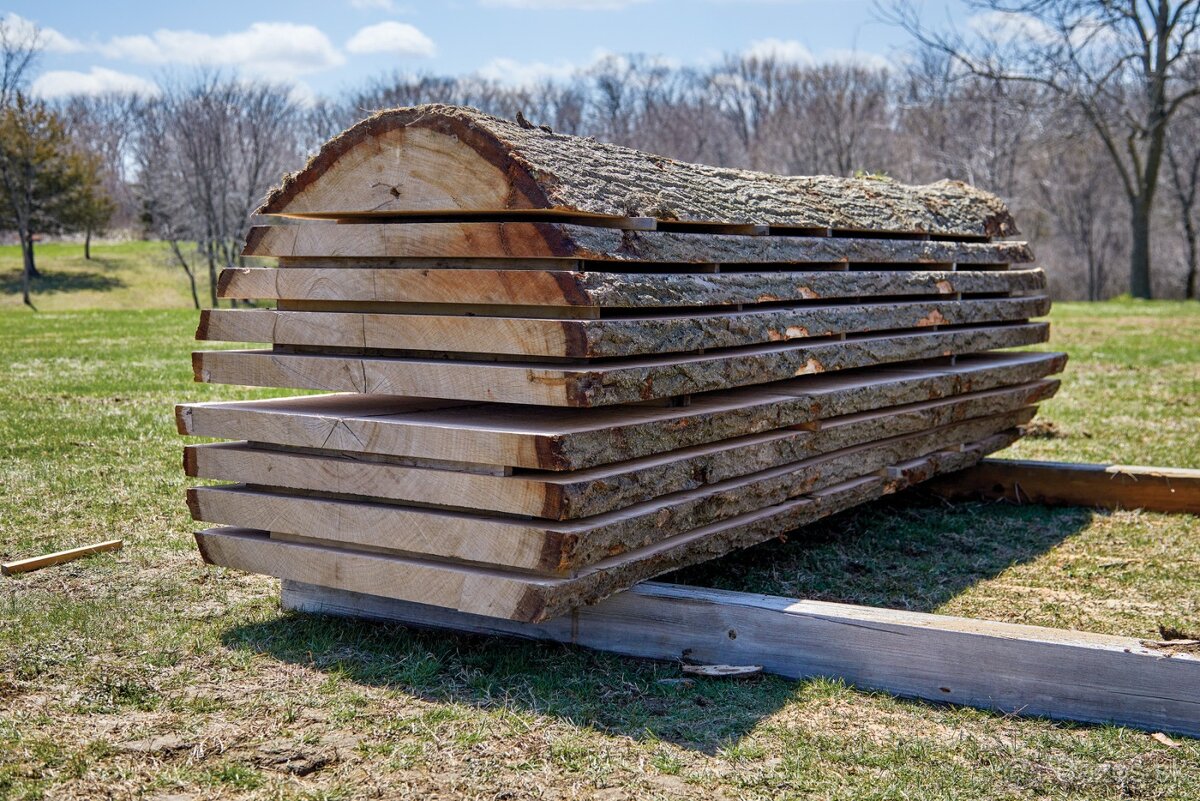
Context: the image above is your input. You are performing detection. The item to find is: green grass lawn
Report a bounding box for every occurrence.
[1,262,1198,800]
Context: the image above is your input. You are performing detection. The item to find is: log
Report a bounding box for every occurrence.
[280,580,1200,738]
[194,429,1017,622]
[185,381,1056,519]
[188,412,1029,575]
[177,350,1068,469]
[257,105,1018,238]
[928,459,1200,514]
[217,267,1047,309]
[192,323,1050,407]
[243,222,1033,265]
[197,295,1051,358]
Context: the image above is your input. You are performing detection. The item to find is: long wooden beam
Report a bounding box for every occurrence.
[928,458,1200,514]
[282,579,1200,738]
[1,539,123,576]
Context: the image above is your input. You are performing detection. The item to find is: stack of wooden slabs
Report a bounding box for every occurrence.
[181,104,1065,623]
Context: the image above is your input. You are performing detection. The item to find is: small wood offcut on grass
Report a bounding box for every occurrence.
[1,297,1198,800]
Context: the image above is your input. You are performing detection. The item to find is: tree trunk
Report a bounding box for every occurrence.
[20,234,35,308]
[1184,217,1198,300]
[85,227,92,260]
[1129,200,1154,299]
[206,243,219,308]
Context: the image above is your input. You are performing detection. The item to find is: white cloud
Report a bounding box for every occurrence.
[477,56,578,85]
[823,49,893,71]
[967,11,1056,45]
[480,0,648,9]
[98,22,345,78]
[2,12,84,53]
[743,38,814,64]
[345,21,435,57]
[741,39,891,70]
[31,66,159,98]
[350,0,396,8]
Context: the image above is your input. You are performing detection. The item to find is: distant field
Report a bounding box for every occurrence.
[0,240,265,311]
[1,251,1198,799]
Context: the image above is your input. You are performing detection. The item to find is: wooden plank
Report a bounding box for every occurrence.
[217,266,1047,308]
[177,350,1068,469]
[197,296,1051,358]
[243,222,1033,265]
[1,540,123,576]
[194,428,1017,621]
[193,323,1050,407]
[928,459,1200,514]
[187,413,1028,574]
[281,579,1200,738]
[256,106,1017,239]
[185,381,1057,519]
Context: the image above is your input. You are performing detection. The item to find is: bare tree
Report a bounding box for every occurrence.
[885,0,1200,298]
[1165,85,1200,298]
[135,74,303,307]
[0,14,39,109]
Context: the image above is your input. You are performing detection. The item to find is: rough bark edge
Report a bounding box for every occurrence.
[256,104,1018,237]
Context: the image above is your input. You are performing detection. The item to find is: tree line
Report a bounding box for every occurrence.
[3,1,1199,308]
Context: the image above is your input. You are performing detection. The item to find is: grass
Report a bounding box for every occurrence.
[1,256,1199,799]
[0,239,269,312]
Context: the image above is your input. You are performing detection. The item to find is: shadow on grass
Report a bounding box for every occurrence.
[668,492,1097,611]
[220,493,1093,750]
[0,268,125,296]
[223,604,803,752]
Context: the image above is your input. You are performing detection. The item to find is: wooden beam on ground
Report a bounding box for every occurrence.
[282,578,1200,738]
[1,539,123,576]
[928,459,1200,514]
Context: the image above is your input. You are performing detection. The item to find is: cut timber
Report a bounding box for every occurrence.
[194,428,1017,621]
[282,579,1200,738]
[1,540,123,576]
[187,413,1029,574]
[197,295,1051,358]
[185,381,1057,519]
[244,223,1032,265]
[177,351,1068,469]
[928,459,1200,514]
[217,268,1047,309]
[193,323,1050,407]
[257,105,1017,239]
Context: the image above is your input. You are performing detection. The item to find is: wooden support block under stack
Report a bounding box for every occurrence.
[180,104,1065,622]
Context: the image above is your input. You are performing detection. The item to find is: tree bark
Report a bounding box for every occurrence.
[168,239,202,310]
[206,241,219,308]
[84,227,92,260]
[20,240,32,308]
[19,230,36,307]
[1130,198,1154,299]
[1185,216,1198,300]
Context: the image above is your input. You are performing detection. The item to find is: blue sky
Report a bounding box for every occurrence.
[5,0,970,103]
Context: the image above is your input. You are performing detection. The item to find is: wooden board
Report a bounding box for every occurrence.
[193,428,1016,621]
[243,222,1033,265]
[281,579,1200,738]
[217,266,1047,309]
[928,459,1200,514]
[188,413,1029,575]
[178,350,1068,470]
[186,381,1057,519]
[256,106,1017,239]
[1,540,123,576]
[193,323,1050,407]
[197,295,1050,358]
